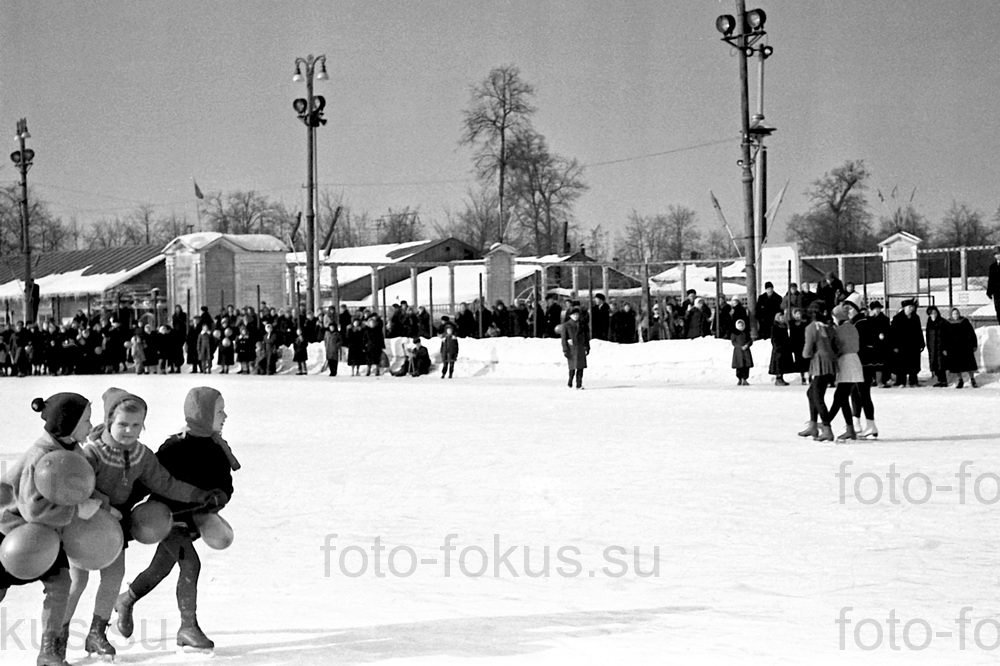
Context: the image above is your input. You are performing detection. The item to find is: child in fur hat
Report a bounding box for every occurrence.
[62,388,226,661]
[0,393,102,666]
[115,386,239,651]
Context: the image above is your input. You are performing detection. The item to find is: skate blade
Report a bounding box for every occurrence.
[179,645,215,655]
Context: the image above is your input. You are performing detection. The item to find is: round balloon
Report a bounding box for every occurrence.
[194,513,234,550]
[35,450,96,506]
[130,501,173,544]
[0,523,61,580]
[62,508,123,570]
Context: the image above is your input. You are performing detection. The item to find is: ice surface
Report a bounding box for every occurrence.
[1,334,998,664]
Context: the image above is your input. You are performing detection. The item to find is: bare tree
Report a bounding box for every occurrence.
[935,202,997,247]
[435,186,502,253]
[703,228,739,258]
[614,211,671,264]
[785,160,874,254]
[460,64,536,244]
[376,207,422,244]
[663,205,701,260]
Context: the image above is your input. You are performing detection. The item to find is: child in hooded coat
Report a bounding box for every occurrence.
[115,386,240,651]
[0,393,102,666]
[62,388,225,661]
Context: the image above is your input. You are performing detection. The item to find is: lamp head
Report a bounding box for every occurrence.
[715,14,736,37]
[746,8,767,32]
[315,63,329,81]
[292,64,304,83]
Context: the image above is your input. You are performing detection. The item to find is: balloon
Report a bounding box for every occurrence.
[35,450,96,506]
[62,508,123,570]
[130,501,173,544]
[0,523,60,580]
[194,513,234,550]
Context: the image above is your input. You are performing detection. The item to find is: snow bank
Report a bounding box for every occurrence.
[289,325,1000,383]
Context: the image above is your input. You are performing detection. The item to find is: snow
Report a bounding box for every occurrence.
[168,233,287,253]
[2,330,1000,664]
[0,255,165,300]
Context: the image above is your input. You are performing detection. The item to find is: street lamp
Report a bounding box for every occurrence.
[715,2,774,337]
[10,118,36,323]
[292,54,328,314]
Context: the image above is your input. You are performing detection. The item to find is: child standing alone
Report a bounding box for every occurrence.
[731,318,754,385]
[116,387,239,651]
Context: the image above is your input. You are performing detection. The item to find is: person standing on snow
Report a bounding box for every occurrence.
[561,307,590,389]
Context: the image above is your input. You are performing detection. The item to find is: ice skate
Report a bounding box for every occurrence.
[836,421,857,442]
[177,611,215,653]
[85,615,116,660]
[813,424,834,442]
[115,586,138,638]
[859,420,879,439]
[797,421,818,438]
[36,631,68,666]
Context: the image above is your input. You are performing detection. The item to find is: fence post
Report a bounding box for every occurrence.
[256,285,261,317]
[410,266,418,307]
[370,267,379,312]
[477,273,484,338]
[571,265,579,298]
[715,262,723,338]
[960,248,968,291]
[448,263,456,317]
[428,276,434,331]
[861,256,867,302]
[947,251,953,310]
[837,256,845,282]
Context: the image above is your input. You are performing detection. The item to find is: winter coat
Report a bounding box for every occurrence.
[643,314,671,341]
[856,312,890,368]
[945,317,978,373]
[0,433,87,534]
[769,321,794,375]
[833,320,864,383]
[591,303,611,341]
[456,310,477,338]
[925,315,948,374]
[323,329,341,361]
[889,311,925,374]
[197,331,214,364]
[292,336,309,363]
[802,321,837,378]
[409,345,431,375]
[150,432,234,533]
[131,333,147,365]
[685,305,712,339]
[346,325,366,366]
[987,260,1000,300]
[544,303,563,338]
[440,336,459,363]
[611,309,638,344]
[218,336,235,366]
[561,318,590,370]
[363,324,385,365]
[731,330,754,369]
[755,291,783,339]
[235,335,255,363]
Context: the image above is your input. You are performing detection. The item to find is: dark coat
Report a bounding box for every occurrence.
[323,329,341,361]
[409,345,431,375]
[731,330,754,369]
[346,325,365,365]
[755,291,783,339]
[591,302,611,341]
[925,315,948,374]
[768,321,794,375]
[362,324,385,365]
[292,336,309,363]
[197,331,214,364]
[856,311,890,368]
[544,302,563,338]
[456,310,476,338]
[685,305,712,339]
[889,310,925,374]
[610,308,637,344]
[152,432,234,533]
[945,317,978,373]
[440,336,459,363]
[987,261,1000,300]
[560,318,590,370]
[235,335,255,363]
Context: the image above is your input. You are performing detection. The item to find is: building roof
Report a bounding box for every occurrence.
[164,232,287,253]
[0,244,166,299]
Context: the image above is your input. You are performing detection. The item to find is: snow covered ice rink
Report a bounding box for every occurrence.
[2,336,999,665]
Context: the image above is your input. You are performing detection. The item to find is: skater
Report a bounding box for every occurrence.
[1,394,97,666]
[946,308,978,388]
[769,312,794,385]
[925,306,948,387]
[561,307,590,389]
[827,303,865,441]
[439,324,459,378]
[63,388,225,661]
[847,298,879,438]
[731,318,753,385]
[116,387,239,652]
[799,300,838,442]
[323,322,341,376]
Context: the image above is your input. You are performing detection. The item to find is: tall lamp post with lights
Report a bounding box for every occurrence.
[292,54,328,313]
[10,118,37,323]
[715,2,773,336]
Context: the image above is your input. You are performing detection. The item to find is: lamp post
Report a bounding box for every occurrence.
[10,118,35,323]
[292,54,328,314]
[715,2,772,337]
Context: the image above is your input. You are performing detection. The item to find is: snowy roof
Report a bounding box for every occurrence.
[354,262,543,306]
[289,240,470,287]
[164,232,287,253]
[0,245,165,299]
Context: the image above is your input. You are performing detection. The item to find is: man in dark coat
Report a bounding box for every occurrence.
[889,300,924,387]
[781,283,804,322]
[817,272,845,310]
[560,307,590,389]
[455,302,476,339]
[544,294,562,339]
[856,300,890,387]
[986,246,1000,326]
[610,302,637,343]
[591,293,611,341]
[755,282,784,339]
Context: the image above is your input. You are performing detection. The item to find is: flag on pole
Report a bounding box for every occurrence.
[194,179,204,200]
[761,180,789,246]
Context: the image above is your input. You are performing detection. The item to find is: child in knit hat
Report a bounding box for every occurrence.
[0,393,104,666]
[116,386,239,651]
[62,387,227,661]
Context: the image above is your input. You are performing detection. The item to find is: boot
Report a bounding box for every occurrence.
[859,419,879,439]
[55,623,69,661]
[971,374,978,388]
[85,614,116,659]
[797,421,818,438]
[814,424,834,442]
[177,610,214,650]
[36,631,68,666]
[115,586,138,638]
[837,420,857,442]
[956,378,964,389]
[853,417,863,434]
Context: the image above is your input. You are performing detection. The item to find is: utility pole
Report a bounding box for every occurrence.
[10,119,36,323]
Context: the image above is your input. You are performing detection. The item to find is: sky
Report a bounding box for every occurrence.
[2,0,999,250]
